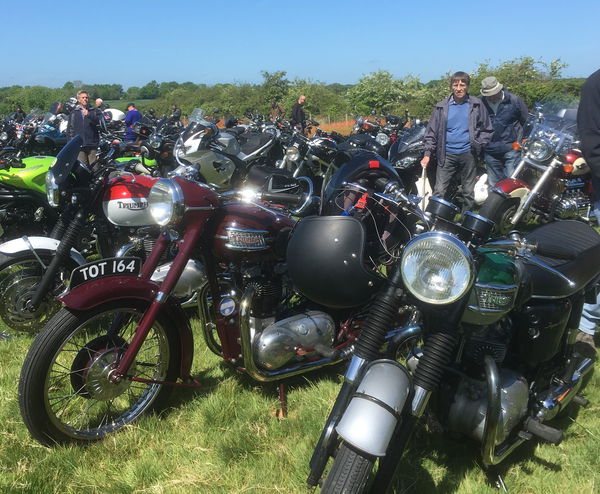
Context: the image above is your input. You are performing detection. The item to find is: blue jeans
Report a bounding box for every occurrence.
[484,149,522,186]
[580,296,599,335]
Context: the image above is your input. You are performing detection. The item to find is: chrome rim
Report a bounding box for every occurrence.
[43,307,170,440]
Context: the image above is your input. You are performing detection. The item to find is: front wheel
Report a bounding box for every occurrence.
[19,300,181,446]
[478,190,521,235]
[320,443,375,494]
[0,251,76,334]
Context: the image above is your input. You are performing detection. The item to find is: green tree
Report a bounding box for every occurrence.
[346,70,403,115]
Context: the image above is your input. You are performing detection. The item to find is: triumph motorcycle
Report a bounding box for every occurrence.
[306,195,598,493]
[479,105,591,233]
[17,151,423,445]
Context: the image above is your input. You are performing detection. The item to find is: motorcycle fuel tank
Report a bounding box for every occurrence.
[102,174,159,226]
[0,155,54,194]
[211,202,296,262]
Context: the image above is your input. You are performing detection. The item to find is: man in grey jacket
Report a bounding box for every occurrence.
[420,72,493,212]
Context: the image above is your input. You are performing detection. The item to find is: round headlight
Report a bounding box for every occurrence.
[286,146,301,162]
[528,138,552,161]
[148,178,184,226]
[148,136,161,149]
[45,167,60,207]
[0,131,8,141]
[375,132,390,146]
[401,232,473,305]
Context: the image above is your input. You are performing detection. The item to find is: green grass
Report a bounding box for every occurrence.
[0,321,598,494]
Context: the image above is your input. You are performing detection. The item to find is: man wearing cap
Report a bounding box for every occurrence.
[480,76,529,186]
[124,103,142,141]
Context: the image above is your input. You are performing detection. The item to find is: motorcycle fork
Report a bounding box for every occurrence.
[511,157,561,225]
[113,224,204,380]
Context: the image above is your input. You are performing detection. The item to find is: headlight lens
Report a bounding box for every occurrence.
[45,167,60,207]
[286,146,301,162]
[148,178,184,226]
[375,132,390,146]
[0,131,7,141]
[529,138,552,161]
[148,136,161,149]
[401,232,473,304]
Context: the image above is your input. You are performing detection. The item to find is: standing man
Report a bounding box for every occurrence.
[124,103,142,141]
[574,68,600,359]
[66,90,100,165]
[291,95,306,131]
[95,98,107,111]
[480,76,529,186]
[170,104,181,125]
[421,72,493,212]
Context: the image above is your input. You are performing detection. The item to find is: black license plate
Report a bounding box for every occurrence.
[69,257,142,289]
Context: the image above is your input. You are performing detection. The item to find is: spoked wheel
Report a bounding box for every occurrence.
[19,300,181,445]
[0,252,71,334]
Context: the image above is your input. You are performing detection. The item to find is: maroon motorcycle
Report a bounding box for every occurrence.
[18,151,415,445]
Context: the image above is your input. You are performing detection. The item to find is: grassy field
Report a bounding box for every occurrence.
[0,318,598,494]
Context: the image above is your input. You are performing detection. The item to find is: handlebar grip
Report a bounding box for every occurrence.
[261,192,303,203]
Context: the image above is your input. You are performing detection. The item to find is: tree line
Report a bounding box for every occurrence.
[0,57,585,122]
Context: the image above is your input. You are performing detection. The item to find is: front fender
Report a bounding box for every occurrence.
[335,360,412,457]
[58,275,194,380]
[494,178,530,198]
[0,236,87,265]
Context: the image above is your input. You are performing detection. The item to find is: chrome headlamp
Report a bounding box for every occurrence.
[401,232,474,305]
[285,145,301,162]
[528,138,553,161]
[148,178,185,226]
[0,131,7,141]
[375,132,390,146]
[45,167,60,207]
[147,136,161,149]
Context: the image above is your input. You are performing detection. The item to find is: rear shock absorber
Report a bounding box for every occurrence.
[353,264,404,361]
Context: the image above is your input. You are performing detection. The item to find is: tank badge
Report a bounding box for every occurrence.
[219,297,236,316]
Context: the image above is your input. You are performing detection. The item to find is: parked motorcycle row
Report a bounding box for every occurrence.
[0,101,597,493]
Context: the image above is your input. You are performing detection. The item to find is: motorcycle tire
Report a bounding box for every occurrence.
[478,191,520,235]
[320,443,375,494]
[19,300,181,446]
[0,251,77,335]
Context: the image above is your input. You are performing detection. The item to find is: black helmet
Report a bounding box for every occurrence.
[286,216,383,308]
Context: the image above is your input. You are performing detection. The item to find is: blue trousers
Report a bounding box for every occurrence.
[484,149,522,186]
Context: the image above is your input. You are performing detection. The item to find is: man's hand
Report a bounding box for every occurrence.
[420,155,430,169]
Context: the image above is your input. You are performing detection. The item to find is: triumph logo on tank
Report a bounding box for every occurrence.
[117,200,148,210]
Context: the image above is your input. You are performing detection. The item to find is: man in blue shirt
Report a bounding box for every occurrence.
[421,72,493,212]
[124,103,142,141]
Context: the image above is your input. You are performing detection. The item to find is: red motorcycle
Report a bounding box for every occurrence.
[18,151,415,445]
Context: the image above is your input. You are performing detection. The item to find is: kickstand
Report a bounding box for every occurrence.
[275,382,287,419]
[485,467,508,492]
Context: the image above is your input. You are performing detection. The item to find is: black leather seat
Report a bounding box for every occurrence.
[524,220,600,298]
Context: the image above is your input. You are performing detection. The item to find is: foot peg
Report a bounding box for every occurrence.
[572,395,590,407]
[524,418,563,445]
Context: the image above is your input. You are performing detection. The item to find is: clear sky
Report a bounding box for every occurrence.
[3,0,599,89]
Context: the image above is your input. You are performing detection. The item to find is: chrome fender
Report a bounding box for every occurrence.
[0,236,87,266]
[336,360,411,457]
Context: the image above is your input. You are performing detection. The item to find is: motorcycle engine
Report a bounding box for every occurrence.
[252,310,335,370]
[447,369,528,445]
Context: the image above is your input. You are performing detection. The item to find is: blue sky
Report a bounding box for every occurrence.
[4,0,599,88]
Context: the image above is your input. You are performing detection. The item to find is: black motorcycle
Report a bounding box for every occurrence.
[303,194,598,493]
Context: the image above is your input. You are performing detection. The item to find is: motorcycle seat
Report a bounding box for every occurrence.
[524,220,600,298]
